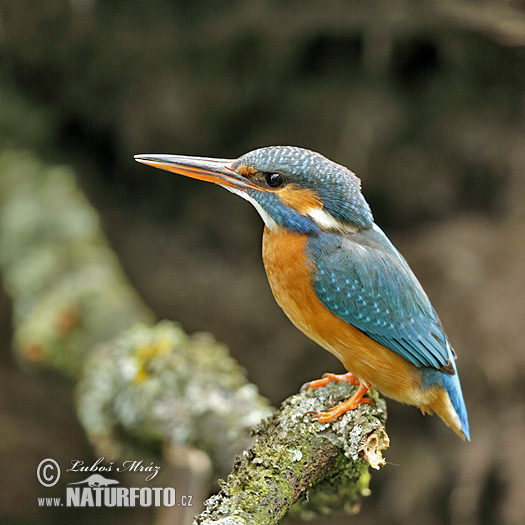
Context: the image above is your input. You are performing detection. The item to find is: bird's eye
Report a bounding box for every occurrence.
[265,172,285,188]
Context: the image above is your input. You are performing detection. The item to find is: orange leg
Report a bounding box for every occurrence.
[301,372,372,423]
[301,371,359,391]
[301,372,373,422]
[308,380,373,423]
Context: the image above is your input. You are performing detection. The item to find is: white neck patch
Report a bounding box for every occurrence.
[307,207,358,233]
[227,187,358,234]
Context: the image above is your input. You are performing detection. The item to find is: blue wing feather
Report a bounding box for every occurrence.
[307,225,453,371]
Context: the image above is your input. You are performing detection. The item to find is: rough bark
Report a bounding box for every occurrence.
[194,382,389,524]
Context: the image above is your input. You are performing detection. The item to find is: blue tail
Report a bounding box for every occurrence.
[420,357,470,441]
[442,359,470,441]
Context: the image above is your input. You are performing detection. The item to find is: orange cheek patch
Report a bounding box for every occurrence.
[277,185,323,215]
[236,164,258,177]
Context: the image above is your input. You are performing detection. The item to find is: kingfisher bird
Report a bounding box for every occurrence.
[135,146,470,441]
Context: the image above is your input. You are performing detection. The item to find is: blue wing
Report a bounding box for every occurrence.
[307,225,453,372]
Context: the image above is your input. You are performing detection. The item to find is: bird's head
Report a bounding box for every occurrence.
[135,146,373,234]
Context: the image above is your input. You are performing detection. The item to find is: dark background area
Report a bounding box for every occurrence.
[1,1,525,524]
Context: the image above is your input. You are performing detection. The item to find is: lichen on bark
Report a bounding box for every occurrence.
[76,321,273,477]
[194,381,389,524]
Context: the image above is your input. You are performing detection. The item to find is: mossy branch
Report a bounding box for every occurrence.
[195,383,389,525]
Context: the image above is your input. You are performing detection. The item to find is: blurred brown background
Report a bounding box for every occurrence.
[1,1,525,524]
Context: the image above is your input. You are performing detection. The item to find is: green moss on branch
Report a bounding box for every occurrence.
[195,382,389,524]
[0,151,152,378]
[77,321,273,477]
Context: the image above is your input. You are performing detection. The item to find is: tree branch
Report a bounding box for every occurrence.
[195,382,389,525]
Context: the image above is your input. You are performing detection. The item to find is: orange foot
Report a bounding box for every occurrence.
[302,372,373,423]
[301,371,359,391]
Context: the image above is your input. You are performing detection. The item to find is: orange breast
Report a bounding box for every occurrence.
[262,226,436,408]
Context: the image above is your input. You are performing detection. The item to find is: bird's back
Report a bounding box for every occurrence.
[262,224,470,440]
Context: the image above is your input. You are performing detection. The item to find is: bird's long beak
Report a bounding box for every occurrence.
[134,153,259,191]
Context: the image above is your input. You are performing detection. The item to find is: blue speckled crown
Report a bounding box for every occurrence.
[235,146,374,230]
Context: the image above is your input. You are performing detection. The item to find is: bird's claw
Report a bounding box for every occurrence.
[301,371,359,392]
[304,379,373,423]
